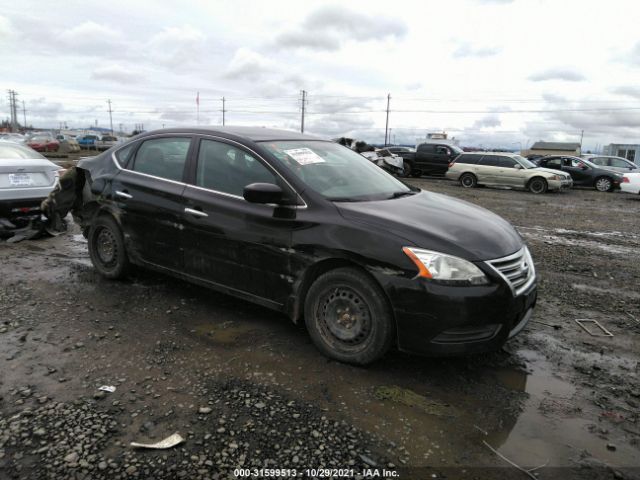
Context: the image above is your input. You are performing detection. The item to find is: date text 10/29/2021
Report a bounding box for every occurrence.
[234,468,400,478]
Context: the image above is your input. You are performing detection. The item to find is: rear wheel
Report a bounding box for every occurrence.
[459,173,477,188]
[528,177,548,194]
[304,268,394,365]
[88,215,129,279]
[595,176,613,192]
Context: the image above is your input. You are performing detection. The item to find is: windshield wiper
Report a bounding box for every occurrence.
[388,191,417,199]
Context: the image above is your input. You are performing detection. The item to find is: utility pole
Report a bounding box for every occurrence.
[107,99,114,135]
[222,97,226,126]
[300,90,307,133]
[22,100,26,130]
[579,129,584,152]
[384,93,391,146]
[7,90,18,132]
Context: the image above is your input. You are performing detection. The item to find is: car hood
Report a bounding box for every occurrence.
[336,190,523,261]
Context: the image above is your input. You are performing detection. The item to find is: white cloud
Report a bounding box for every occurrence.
[58,21,124,54]
[453,43,501,58]
[91,65,143,84]
[274,5,407,51]
[528,68,586,82]
[145,25,206,68]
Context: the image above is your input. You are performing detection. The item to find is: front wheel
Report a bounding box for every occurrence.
[402,161,413,178]
[88,215,129,279]
[528,177,548,194]
[304,268,394,365]
[595,176,613,192]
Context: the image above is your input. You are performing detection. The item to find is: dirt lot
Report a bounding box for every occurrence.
[1,177,639,479]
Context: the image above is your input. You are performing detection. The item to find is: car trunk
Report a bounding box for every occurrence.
[0,159,58,190]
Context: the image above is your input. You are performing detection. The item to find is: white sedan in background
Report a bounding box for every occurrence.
[0,142,61,219]
[621,172,640,196]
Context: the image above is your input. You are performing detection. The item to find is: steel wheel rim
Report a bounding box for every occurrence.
[531,180,544,193]
[596,178,610,191]
[462,175,474,187]
[96,227,118,267]
[317,286,372,351]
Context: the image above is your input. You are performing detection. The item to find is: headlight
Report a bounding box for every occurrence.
[402,247,489,285]
[548,175,560,180]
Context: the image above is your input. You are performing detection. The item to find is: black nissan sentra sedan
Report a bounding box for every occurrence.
[48,127,537,365]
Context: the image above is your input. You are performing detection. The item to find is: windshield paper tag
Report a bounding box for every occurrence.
[284,148,325,165]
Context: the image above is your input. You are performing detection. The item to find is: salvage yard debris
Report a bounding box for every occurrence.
[98,385,116,393]
[575,319,614,337]
[130,433,185,449]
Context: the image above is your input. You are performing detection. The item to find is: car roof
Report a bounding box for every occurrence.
[136,126,324,143]
[459,151,518,157]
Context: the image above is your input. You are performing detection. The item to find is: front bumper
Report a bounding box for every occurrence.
[548,178,573,191]
[380,273,537,356]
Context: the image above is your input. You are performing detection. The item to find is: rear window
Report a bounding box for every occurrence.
[0,143,46,159]
[455,154,481,165]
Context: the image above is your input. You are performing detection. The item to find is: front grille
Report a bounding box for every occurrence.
[486,247,535,296]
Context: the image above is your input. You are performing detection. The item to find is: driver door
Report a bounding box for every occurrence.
[181,137,295,306]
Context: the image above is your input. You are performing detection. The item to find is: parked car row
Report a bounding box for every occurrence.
[390,142,632,195]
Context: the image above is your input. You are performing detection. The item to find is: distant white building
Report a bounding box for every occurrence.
[602,143,639,164]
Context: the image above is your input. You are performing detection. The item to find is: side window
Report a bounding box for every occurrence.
[435,145,450,155]
[115,142,137,168]
[498,157,517,168]
[590,157,607,166]
[546,158,561,169]
[196,139,277,197]
[479,155,501,167]
[131,137,191,182]
[456,154,479,165]
[610,158,628,168]
[417,144,434,153]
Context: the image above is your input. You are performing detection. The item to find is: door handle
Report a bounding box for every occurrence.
[184,207,208,218]
[115,190,132,200]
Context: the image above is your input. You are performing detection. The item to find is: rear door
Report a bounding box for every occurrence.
[110,135,193,269]
[415,144,436,172]
[476,155,502,185]
[181,137,296,306]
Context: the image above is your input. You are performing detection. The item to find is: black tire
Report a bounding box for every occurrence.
[88,215,129,279]
[528,177,548,194]
[459,173,477,188]
[402,161,412,178]
[304,267,395,365]
[595,176,613,192]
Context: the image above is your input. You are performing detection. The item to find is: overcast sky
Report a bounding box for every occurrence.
[1,0,640,149]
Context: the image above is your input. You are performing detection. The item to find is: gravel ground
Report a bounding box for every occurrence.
[0,176,639,479]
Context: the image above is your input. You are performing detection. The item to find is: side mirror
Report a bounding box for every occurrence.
[513,164,523,169]
[580,165,588,170]
[243,183,283,204]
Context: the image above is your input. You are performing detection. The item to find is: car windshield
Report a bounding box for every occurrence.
[261,140,413,201]
[513,155,538,169]
[0,143,46,159]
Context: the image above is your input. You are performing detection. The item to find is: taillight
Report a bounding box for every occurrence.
[622,177,630,183]
[448,162,455,168]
